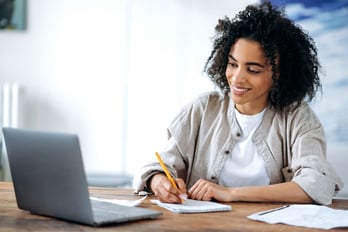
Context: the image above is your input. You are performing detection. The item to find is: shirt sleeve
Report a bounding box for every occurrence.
[284,105,344,205]
[291,155,343,205]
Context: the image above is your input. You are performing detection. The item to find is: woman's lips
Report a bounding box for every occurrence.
[232,86,251,95]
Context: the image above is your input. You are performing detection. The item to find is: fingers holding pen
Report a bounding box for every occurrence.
[154,152,187,203]
[175,178,188,202]
[150,174,184,203]
[175,178,187,194]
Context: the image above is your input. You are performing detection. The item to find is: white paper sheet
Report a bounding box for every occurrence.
[248,204,348,230]
[90,195,147,207]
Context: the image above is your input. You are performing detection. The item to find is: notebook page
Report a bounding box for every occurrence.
[151,199,232,214]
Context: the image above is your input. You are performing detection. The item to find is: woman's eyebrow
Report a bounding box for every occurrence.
[229,54,265,68]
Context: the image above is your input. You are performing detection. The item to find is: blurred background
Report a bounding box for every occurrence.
[0,0,347,197]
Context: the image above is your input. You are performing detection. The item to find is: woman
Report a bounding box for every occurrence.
[133,1,343,205]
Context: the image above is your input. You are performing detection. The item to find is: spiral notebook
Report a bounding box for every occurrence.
[151,199,232,214]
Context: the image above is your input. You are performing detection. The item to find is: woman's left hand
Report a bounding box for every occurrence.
[188,178,233,202]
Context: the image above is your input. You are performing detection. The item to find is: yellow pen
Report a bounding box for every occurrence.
[155,152,187,203]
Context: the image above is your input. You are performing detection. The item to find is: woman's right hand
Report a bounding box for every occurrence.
[149,173,187,203]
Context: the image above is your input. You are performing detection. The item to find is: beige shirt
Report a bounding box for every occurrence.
[133,91,343,205]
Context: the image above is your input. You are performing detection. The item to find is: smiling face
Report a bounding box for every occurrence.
[226,38,274,115]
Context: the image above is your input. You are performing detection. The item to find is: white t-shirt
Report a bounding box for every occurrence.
[218,108,270,187]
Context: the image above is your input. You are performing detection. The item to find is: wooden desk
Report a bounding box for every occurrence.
[1,181,347,231]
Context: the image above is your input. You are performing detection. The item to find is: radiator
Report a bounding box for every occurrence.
[1,83,20,128]
[0,82,21,181]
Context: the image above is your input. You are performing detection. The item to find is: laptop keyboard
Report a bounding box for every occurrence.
[90,197,162,225]
[91,199,130,222]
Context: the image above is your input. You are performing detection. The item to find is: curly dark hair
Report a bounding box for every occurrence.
[204,1,321,112]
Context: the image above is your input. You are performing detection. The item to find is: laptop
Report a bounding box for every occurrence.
[2,127,162,226]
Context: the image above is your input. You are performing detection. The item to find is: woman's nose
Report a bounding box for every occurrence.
[227,67,246,83]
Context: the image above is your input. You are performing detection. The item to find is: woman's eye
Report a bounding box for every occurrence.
[248,67,261,74]
[228,62,238,68]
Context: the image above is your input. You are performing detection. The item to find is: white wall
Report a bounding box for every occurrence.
[0,0,257,177]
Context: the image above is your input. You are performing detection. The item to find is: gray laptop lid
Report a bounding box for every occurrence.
[2,127,161,226]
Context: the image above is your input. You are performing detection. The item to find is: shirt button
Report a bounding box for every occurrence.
[224,150,230,155]
[211,176,216,180]
[236,132,241,137]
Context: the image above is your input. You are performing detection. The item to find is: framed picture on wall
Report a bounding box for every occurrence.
[0,0,26,30]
